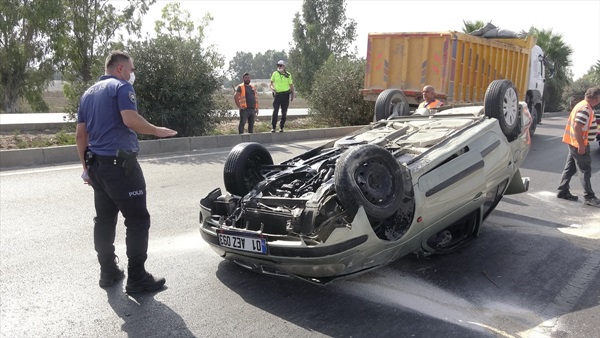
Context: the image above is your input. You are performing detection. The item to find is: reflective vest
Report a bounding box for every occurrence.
[270,71,293,93]
[419,99,443,109]
[589,116,598,141]
[238,83,258,109]
[563,100,593,147]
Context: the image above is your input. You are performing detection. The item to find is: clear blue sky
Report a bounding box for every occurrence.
[136,0,600,80]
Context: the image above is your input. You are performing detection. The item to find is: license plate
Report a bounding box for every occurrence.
[217,231,267,254]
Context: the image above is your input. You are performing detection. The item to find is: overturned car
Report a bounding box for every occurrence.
[199,80,532,284]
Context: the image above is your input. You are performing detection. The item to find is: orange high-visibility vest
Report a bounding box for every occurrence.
[238,83,258,109]
[563,100,594,147]
[419,99,443,109]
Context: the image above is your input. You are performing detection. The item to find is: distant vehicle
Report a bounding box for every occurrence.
[361,30,550,136]
[198,80,532,284]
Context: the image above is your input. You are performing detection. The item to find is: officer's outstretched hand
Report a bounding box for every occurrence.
[155,127,178,138]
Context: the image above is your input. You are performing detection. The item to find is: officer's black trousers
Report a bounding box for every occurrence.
[89,160,150,276]
[272,92,290,129]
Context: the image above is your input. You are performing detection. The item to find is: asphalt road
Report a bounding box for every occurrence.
[1,116,599,338]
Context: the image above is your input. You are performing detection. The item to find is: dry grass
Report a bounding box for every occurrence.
[0,117,327,149]
[18,88,308,113]
[2,88,315,149]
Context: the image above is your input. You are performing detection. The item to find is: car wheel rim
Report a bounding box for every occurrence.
[503,88,518,126]
[354,160,394,205]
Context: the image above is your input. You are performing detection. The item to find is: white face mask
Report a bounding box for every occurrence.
[128,72,135,85]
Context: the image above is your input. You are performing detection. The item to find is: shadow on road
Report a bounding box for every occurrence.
[214,260,497,337]
[212,209,600,337]
[105,283,195,337]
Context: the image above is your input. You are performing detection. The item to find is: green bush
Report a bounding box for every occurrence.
[308,56,373,126]
[129,36,228,138]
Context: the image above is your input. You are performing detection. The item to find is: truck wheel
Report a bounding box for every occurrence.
[529,106,537,136]
[224,142,273,196]
[334,144,406,219]
[484,80,521,141]
[374,89,410,121]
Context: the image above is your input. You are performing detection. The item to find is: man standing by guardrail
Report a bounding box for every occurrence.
[270,60,295,133]
[234,72,259,134]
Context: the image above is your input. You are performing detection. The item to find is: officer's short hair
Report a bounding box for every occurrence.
[585,87,600,100]
[105,51,132,70]
[243,72,250,77]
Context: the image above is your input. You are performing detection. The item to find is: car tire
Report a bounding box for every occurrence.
[334,144,406,219]
[224,142,273,196]
[529,106,537,136]
[484,79,520,141]
[374,89,410,121]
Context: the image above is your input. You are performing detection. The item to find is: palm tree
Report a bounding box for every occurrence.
[529,27,573,111]
[462,20,485,33]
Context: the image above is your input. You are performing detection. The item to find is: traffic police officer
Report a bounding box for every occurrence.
[76,50,177,293]
[269,60,295,132]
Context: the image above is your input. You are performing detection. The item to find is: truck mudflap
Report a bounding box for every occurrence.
[504,169,530,195]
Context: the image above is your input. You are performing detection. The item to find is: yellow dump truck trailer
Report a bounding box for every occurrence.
[362,31,547,129]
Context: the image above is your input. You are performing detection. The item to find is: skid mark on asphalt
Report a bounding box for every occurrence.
[338,269,541,337]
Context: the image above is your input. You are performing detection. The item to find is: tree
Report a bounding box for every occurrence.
[227,51,254,88]
[252,50,288,80]
[0,0,66,113]
[562,60,600,109]
[128,2,228,137]
[289,0,357,96]
[462,20,485,33]
[582,60,600,84]
[309,56,373,126]
[227,49,288,85]
[529,27,573,112]
[59,0,154,118]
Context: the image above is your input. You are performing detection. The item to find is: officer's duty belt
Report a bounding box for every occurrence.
[94,154,137,165]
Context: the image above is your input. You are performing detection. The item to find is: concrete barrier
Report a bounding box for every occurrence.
[0,125,364,170]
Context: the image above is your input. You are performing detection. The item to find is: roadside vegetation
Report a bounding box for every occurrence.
[2,1,598,148]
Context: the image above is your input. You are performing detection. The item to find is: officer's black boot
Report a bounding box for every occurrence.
[125,264,166,293]
[98,255,125,288]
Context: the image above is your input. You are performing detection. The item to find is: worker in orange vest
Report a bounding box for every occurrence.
[557,87,600,207]
[234,72,259,134]
[418,85,444,109]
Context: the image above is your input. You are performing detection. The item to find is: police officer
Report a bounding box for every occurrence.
[269,60,295,132]
[76,50,177,293]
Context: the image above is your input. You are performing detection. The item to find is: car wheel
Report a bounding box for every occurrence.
[529,106,537,136]
[374,89,410,121]
[334,144,406,219]
[223,142,273,196]
[484,80,520,140]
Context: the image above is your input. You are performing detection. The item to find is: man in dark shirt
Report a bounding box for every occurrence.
[234,73,259,134]
[76,50,177,293]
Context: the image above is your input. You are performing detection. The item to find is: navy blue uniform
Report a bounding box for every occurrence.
[78,75,150,278]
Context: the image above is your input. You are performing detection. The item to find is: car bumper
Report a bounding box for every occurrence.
[199,203,397,284]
